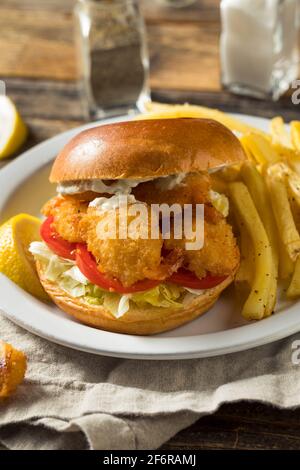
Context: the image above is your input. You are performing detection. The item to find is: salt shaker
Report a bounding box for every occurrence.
[74,0,150,119]
[220,0,299,100]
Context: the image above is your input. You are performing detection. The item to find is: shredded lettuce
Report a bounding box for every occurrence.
[84,295,103,306]
[30,242,87,297]
[103,293,132,318]
[131,284,182,308]
[29,242,202,318]
[184,287,205,295]
[63,266,89,285]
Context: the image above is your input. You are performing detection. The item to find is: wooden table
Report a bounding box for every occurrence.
[1,0,300,450]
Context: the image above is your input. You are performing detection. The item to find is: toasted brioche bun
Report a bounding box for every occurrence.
[50,118,246,183]
[37,261,234,335]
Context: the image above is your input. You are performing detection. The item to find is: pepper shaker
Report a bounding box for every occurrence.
[74,0,150,119]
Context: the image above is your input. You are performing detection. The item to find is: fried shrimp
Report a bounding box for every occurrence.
[145,247,184,281]
[0,341,27,398]
[42,172,235,284]
[79,206,182,287]
[133,173,211,206]
[42,196,88,243]
[165,219,239,279]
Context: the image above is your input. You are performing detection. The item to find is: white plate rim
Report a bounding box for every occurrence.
[0,112,299,360]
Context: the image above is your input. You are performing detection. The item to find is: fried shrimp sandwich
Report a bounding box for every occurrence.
[30,118,246,334]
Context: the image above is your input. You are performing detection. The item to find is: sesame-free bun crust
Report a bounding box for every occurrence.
[50,118,246,183]
[37,261,234,335]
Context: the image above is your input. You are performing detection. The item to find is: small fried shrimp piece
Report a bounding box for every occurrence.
[80,206,164,287]
[0,341,27,398]
[80,206,183,287]
[42,196,88,243]
[165,219,239,279]
[145,247,184,281]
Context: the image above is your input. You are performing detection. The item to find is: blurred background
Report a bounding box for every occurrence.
[0,0,221,93]
[0,0,298,151]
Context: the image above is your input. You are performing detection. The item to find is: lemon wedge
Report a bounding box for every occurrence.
[0,96,27,159]
[0,214,48,300]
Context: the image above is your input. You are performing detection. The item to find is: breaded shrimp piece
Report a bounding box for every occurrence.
[0,341,27,398]
[79,207,167,287]
[204,204,224,224]
[165,219,239,279]
[133,173,211,206]
[42,196,88,243]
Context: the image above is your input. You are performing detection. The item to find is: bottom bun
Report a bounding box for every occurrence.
[37,262,234,335]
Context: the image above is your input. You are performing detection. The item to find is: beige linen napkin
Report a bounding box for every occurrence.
[1,311,300,450]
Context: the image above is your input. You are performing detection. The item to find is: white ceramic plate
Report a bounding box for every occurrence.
[0,113,298,360]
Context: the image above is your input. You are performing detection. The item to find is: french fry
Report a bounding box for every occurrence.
[278,239,294,280]
[273,144,300,162]
[270,116,292,149]
[240,161,279,271]
[288,154,300,175]
[239,135,255,161]
[257,163,294,280]
[234,218,255,300]
[287,257,300,299]
[266,161,291,179]
[266,170,300,261]
[266,272,278,316]
[290,121,300,152]
[287,171,300,207]
[210,173,228,195]
[141,103,300,312]
[286,173,300,233]
[268,163,300,222]
[229,182,276,319]
[244,163,294,281]
[0,341,27,398]
[142,102,266,135]
[140,108,208,120]
[217,165,241,183]
[240,133,279,165]
[269,117,298,162]
[240,164,278,315]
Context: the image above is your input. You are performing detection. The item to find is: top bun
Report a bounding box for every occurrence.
[50,118,246,183]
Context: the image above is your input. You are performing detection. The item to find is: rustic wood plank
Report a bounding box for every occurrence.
[0,1,221,90]
[3,78,299,124]
[1,0,75,11]
[0,1,298,93]
[142,0,220,23]
[24,116,84,144]
[4,78,82,120]
[1,0,220,22]
[0,8,76,80]
[149,22,220,91]
[165,402,300,450]
[3,76,299,179]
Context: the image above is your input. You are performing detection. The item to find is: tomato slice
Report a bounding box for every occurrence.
[40,216,76,260]
[41,219,228,293]
[169,269,227,289]
[76,244,227,293]
[76,244,161,294]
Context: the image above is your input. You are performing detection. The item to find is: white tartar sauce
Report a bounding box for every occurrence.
[89,194,140,212]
